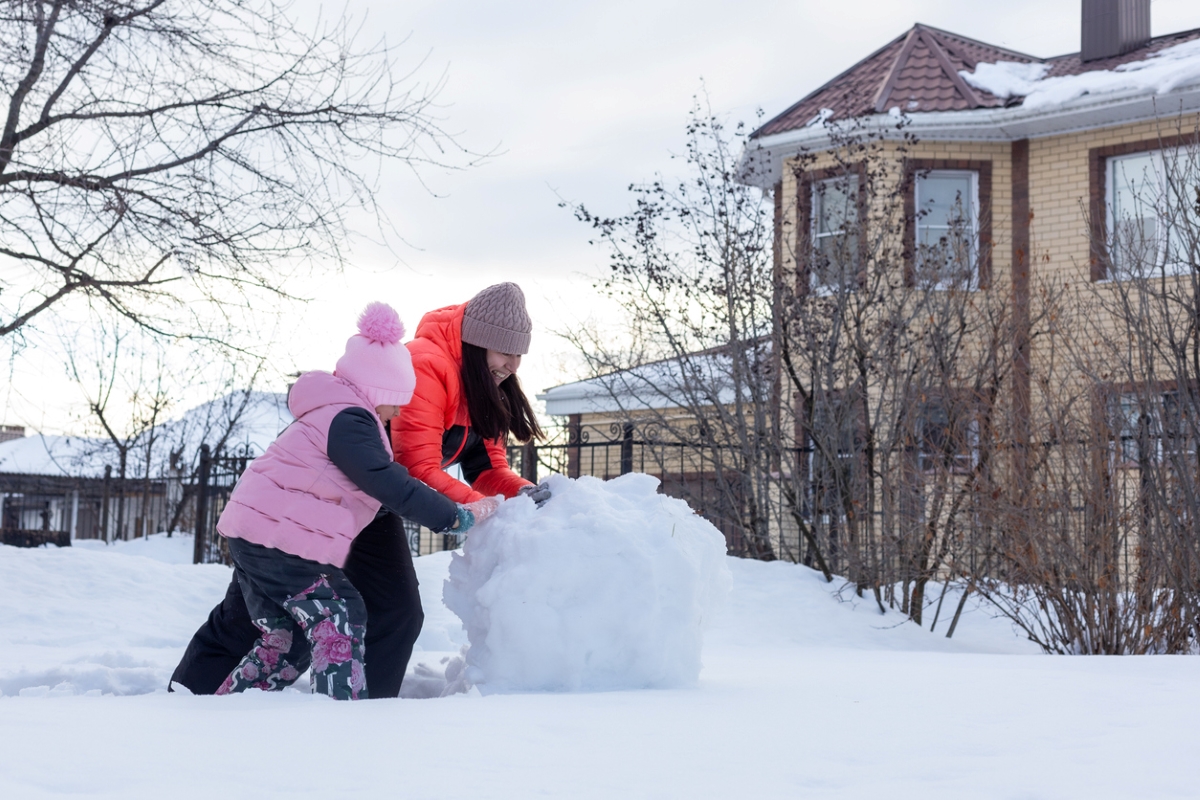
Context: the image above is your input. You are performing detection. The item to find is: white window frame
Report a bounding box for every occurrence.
[810,174,859,293]
[1105,148,1193,280]
[913,169,980,291]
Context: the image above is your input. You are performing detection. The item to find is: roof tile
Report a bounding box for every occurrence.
[755,24,1031,137]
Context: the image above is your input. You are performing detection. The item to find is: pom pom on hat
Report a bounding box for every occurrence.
[357,302,405,345]
[335,302,416,408]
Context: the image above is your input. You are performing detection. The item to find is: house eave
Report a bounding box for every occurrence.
[742,82,1200,188]
[537,383,687,416]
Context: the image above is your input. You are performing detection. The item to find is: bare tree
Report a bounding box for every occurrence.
[566,99,781,561]
[63,311,271,540]
[64,318,173,540]
[158,363,271,536]
[569,105,1199,651]
[974,126,1200,654]
[568,105,1025,631]
[0,0,466,344]
[774,118,1029,624]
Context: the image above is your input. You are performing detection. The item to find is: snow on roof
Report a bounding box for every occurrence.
[539,360,726,417]
[0,434,111,479]
[0,391,291,478]
[754,25,1200,141]
[962,36,1200,112]
[538,345,769,417]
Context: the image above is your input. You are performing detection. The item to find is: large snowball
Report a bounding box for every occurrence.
[443,473,732,693]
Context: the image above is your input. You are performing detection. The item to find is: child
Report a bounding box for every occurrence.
[214,303,497,700]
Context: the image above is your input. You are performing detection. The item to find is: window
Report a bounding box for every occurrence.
[914,170,978,289]
[807,391,866,521]
[811,392,862,463]
[1109,389,1198,466]
[1107,148,1198,278]
[811,174,859,291]
[917,395,979,474]
[1111,391,1143,465]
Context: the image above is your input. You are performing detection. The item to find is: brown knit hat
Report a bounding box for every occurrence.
[461,282,532,355]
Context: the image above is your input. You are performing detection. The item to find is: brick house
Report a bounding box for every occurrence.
[740,0,1200,552]
[745,1,1200,424]
[541,1,1200,564]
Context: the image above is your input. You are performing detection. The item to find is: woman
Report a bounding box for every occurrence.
[394,281,549,506]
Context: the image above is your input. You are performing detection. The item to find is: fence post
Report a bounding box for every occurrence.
[521,440,538,483]
[620,423,634,475]
[567,414,582,478]
[100,465,112,544]
[193,444,211,565]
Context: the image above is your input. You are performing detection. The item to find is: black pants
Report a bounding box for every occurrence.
[170,512,424,698]
[223,537,368,698]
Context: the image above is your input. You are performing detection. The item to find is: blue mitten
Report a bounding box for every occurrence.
[453,505,476,534]
[453,497,501,534]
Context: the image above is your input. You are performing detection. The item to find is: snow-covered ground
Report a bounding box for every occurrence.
[1,534,1197,799]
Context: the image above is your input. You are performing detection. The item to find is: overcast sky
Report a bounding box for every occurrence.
[6,0,1199,434]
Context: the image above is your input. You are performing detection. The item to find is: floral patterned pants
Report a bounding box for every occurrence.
[218,537,368,700]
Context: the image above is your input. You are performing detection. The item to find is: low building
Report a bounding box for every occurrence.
[0,392,290,548]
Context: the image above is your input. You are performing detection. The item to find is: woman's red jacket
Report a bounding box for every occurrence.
[391,302,531,504]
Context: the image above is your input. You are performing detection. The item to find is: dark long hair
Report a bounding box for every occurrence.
[461,342,543,443]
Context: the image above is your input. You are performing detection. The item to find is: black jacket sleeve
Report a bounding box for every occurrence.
[327,407,458,533]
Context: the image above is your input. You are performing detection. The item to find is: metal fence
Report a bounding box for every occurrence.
[188,443,471,563]
[4,421,754,558]
[1,470,176,547]
[506,421,756,554]
[21,422,1180,578]
[193,444,256,564]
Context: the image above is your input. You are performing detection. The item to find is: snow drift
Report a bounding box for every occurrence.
[443,473,732,692]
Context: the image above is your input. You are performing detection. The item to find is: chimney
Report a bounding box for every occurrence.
[1081,0,1150,62]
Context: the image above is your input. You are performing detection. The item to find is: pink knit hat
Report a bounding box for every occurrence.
[334,303,415,407]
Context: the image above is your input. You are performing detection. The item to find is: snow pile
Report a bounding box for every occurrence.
[962,37,1200,111]
[443,473,732,692]
[963,61,1050,100]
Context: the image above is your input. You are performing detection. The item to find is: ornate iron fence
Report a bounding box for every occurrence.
[507,421,763,556]
[193,443,257,565]
[1,470,174,547]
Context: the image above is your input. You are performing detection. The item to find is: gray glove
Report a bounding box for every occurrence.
[519,480,552,508]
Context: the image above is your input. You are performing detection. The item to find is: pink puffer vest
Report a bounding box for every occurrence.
[217,371,389,568]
